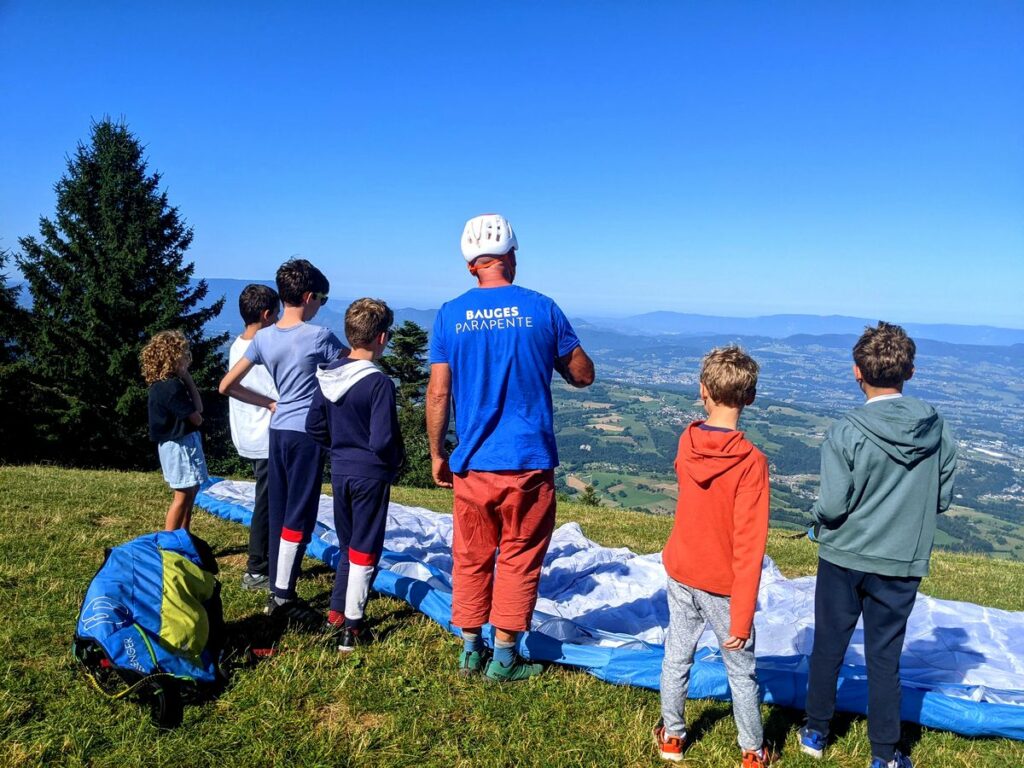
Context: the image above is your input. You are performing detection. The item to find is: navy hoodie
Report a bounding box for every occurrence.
[304,358,404,481]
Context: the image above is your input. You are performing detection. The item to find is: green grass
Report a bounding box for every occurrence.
[2,465,1023,766]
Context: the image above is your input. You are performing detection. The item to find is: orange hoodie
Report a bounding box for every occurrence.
[662,421,770,639]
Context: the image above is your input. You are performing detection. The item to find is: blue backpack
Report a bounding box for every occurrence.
[73,529,225,727]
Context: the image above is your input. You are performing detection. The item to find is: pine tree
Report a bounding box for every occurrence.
[16,119,225,466]
[0,248,27,365]
[0,248,36,461]
[578,485,602,506]
[379,320,434,487]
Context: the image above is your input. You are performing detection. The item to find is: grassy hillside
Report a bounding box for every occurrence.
[1,466,1022,767]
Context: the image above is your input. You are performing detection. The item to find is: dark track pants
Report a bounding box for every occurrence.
[246,458,270,576]
[805,557,920,762]
[268,428,325,599]
[329,474,391,620]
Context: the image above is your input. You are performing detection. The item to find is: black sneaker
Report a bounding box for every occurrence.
[265,595,324,631]
[337,626,370,653]
[241,572,270,591]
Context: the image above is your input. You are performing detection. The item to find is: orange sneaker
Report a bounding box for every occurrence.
[741,747,773,767]
[653,724,686,762]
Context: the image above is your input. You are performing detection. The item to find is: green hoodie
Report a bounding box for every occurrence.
[813,395,958,577]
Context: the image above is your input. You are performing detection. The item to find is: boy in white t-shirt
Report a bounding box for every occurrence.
[228,284,281,591]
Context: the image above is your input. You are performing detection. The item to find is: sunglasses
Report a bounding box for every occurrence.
[312,292,328,305]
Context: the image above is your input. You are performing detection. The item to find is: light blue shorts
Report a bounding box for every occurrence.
[158,432,209,490]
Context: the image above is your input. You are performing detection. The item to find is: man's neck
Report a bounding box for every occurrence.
[277,305,306,328]
[476,274,513,289]
[473,259,514,288]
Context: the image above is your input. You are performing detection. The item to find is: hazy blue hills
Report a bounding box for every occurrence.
[14,275,1022,348]
[579,312,1024,346]
[194,279,1024,348]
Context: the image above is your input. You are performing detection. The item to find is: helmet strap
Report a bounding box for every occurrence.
[467,253,512,276]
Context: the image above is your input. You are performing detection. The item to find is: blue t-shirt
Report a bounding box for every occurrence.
[429,284,580,473]
[245,322,346,432]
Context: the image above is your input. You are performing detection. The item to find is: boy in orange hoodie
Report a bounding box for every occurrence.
[655,346,771,767]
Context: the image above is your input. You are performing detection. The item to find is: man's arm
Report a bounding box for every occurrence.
[554,346,595,388]
[219,357,277,410]
[426,363,454,488]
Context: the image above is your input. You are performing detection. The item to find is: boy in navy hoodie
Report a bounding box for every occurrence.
[799,322,957,768]
[306,298,404,651]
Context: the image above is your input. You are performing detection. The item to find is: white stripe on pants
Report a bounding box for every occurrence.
[345,563,375,620]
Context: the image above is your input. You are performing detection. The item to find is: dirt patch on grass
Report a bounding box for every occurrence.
[311,700,355,736]
[357,713,387,729]
[566,475,588,492]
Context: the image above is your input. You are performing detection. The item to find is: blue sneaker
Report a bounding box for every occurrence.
[798,726,826,759]
[870,751,912,768]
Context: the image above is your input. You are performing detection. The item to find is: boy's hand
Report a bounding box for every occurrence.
[432,456,453,488]
[721,635,745,651]
[267,401,277,413]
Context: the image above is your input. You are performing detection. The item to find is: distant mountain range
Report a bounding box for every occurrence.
[14,276,1024,347]
[198,279,1024,347]
[578,312,1024,347]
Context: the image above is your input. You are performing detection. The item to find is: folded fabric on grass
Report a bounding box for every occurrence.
[197,478,1024,739]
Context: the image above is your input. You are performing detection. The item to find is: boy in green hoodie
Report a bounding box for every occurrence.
[799,322,957,768]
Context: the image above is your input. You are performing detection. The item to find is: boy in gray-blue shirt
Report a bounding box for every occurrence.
[220,259,347,628]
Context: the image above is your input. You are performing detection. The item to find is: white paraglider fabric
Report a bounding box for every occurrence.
[200,478,1024,706]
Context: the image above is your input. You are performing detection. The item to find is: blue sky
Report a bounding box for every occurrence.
[2,2,1022,326]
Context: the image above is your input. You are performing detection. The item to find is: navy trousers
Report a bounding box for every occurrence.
[805,557,920,762]
[267,428,325,599]
[329,474,391,617]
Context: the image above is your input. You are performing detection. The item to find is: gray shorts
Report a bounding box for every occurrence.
[158,432,208,490]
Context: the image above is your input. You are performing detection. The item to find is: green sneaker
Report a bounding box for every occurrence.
[484,655,544,683]
[458,649,489,677]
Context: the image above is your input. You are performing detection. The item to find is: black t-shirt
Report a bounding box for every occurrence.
[148,377,198,442]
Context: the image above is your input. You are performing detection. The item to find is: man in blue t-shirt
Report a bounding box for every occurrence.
[427,214,595,683]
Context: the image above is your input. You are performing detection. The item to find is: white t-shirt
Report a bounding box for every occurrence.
[228,336,279,459]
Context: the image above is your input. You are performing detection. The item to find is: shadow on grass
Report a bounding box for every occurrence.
[687,702,733,743]
[302,563,336,579]
[365,602,421,643]
[763,706,925,759]
[211,544,249,558]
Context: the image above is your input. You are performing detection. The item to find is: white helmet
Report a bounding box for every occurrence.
[461,214,518,262]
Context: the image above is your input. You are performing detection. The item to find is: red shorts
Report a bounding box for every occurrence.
[451,469,556,632]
